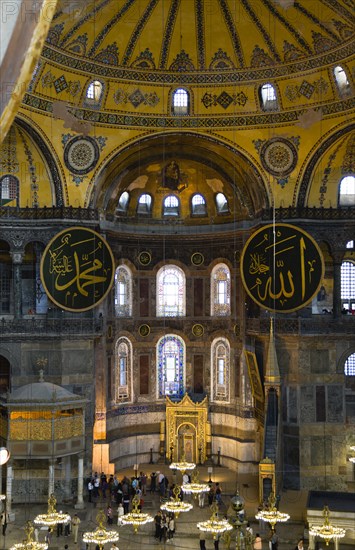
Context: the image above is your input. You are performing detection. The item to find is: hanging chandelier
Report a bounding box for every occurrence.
[169,454,196,473]
[197,502,233,537]
[181,470,210,497]
[10,520,48,550]
[160,484,193,517]
[309,505,346,546]
[34,494,71,527]
[83,509,119,547]
[255,493,290,531]
[120,494,154,533]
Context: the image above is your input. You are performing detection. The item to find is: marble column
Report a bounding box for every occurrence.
[332,254,343,318]
[63,455,71,501]
[10,251,23,318]
[308,534,315,550]
[48,459,55,497]
[75,454,85,509]
[6,462,12,515]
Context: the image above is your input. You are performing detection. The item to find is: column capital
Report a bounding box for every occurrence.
[10,251,24,264]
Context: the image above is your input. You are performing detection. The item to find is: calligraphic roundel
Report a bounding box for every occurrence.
[40,227,115,312]
[240,223,324,313]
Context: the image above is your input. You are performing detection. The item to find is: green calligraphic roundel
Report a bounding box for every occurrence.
[240,223,324,313]
[40,227,115,312]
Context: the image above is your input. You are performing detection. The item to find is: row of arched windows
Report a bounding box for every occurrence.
[85,65,352,111]
[114,264,231,318]
[117,191,229,216]
[115,335,230,402]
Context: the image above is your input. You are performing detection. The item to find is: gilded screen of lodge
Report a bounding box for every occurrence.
[9,410,83,440]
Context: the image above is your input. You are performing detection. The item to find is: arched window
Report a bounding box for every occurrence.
[259,83,278,111]
[172,88,189,115]
[339,175,355,206]
[85,80,104,106]
[211,263,231,316]
[341,261,355,313]
[137,193,152,214]
[157,334,185,398]
[346,240,354,249]
[211,338,230,402]
[0,175,19,206]
[156,265,185,317]
[215,192,229,214]
[191,193,207,216]
[333,66,351,97]
[115,337,133,402]
[344,353,355,376]
[117,191,129,213]
[163,195,179,216]
[115,266,132,317]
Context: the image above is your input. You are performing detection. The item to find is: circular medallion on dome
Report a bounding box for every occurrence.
[191,252,204,266]
[139,324,150,337]
[40,227,115,312]
[260,138,297,177]
[192,324,204,337]
[138,251,152,266]
[64,136,99,175]
[240,223,324,313]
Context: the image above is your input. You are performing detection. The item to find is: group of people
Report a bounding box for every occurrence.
[154,510,175,543]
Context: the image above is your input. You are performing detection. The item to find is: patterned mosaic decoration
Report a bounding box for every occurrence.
[285,77,329,102]
[114,88,160,108]
[17,127,39,206]
[202,91,248,109]
[62,134,107,183]
[254,137,300,188]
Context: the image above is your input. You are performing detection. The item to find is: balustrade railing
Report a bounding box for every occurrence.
[0,317,103,336]
[246,315,355,335]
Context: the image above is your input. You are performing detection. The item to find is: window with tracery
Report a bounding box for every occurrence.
[259,83,278,111]
[115,266,132,317]
[191,193,207,216]
[215,192,229,214]
[172,88,189,115]
[344,353,355,376]
[117,191,129,212]
[157,334,185,398]
[115,337,132,402]
[211,263,231,316]
[339,175,355,206]
[211,338,230,402]
[156,265,185,317]
[137,193,152,214]
[341,261,355,313]
[85,80,104,107]
[163,195,179,216]
[0,175,19,206]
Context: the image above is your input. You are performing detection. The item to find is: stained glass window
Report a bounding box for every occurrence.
[157,335,185,398]
[211,338,230,402]
[157,265,185,317]
[211,263,231,316]
[115,266,132,317]
[115,337,132,402]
